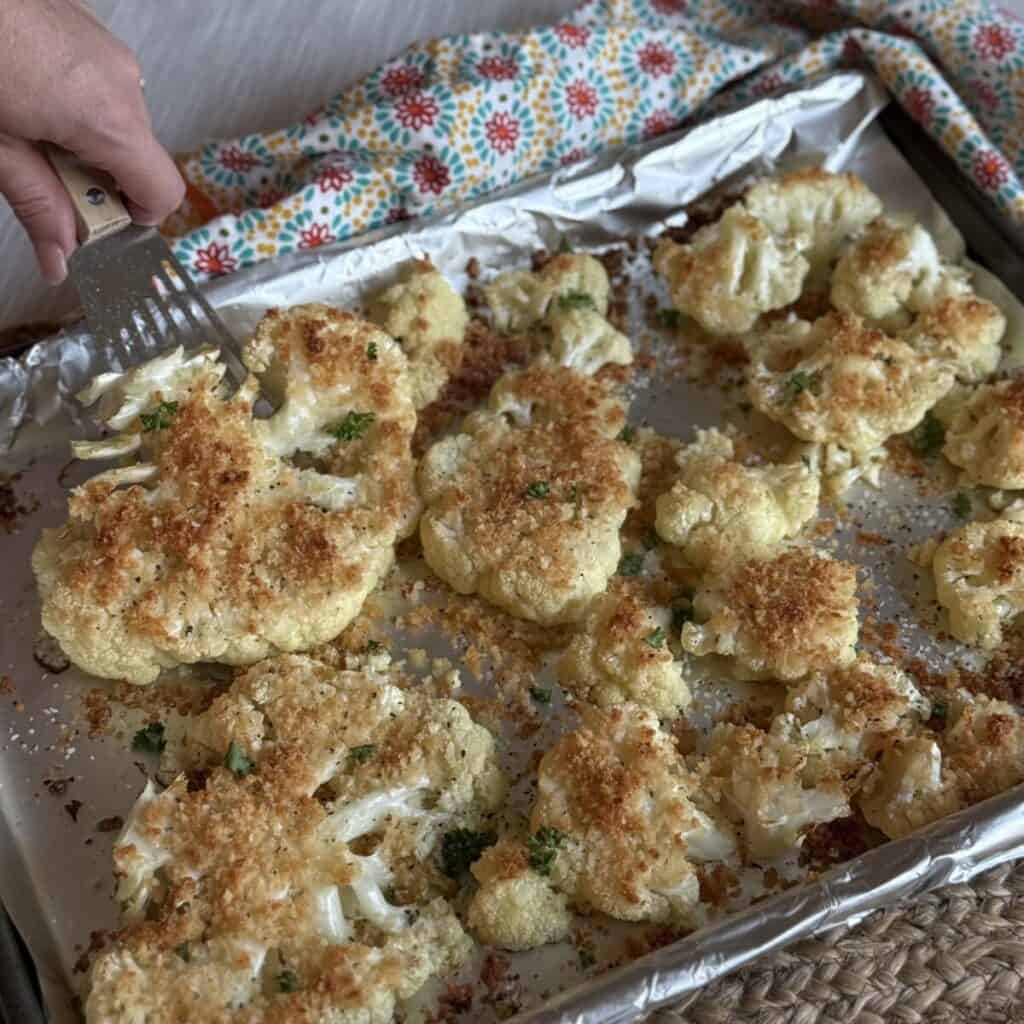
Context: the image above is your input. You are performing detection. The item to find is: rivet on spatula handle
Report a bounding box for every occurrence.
[47,146,132,245]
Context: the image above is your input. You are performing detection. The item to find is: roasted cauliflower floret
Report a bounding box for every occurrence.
[858,691,1024,839]
[705,716,851,859]
[466,840,572,951]
[830,218,961,324]
[941,378,1024,488]
[743,167,882,272]
[367,260,468,408]
[654,427,819,570]
[653,205,808,335]
[557,582,690,715]
[788,439,887,500]
[33,306,418,684]
[418,365,640,624]
[525,704,737,927]
[785,656,930,765]
[904,295,1005,383]
[747,311,955,452]
[484,253,610,332]
[88,653,503,1023]
[544,305,632,376]
[855,735,959,840]
[681,548,859,680]
[930,518,1024,649]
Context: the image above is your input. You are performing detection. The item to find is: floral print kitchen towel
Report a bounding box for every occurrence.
[166,0,1024,282]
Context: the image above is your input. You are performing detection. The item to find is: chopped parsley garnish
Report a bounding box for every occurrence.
[556,290,596,312]
[525,480,551,499]
[329,410,375,441]
[910,412,945,457]
[530,686,552,705]
[951,491,971,518]
[366,341,378,361]
[558,237,574,254]
[278,969,300,993]
[346,744,377,769]
[931,700,948,721]
[224,740,254,778]
[644,627,666,649]
[783,370,823,403]
[131,722,166,754]
[527,826,566,876]
[365,639,383,653]
[655,308,682,329]
[440,828,496,878]
[139,401,178,432]
[173,943,191,962]
[617,425,637,444]
[642,528,659,550]
[617,552,644,577]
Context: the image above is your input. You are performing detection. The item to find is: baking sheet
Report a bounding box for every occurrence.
[3,71,1024,1024]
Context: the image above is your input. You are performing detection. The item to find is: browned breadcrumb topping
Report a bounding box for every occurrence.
[915,295,1001,347]
[860,618,902,662]
[659,191,743,246]
[728,550,857,666]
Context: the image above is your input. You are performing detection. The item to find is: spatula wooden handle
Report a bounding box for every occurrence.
[47,146,132,244]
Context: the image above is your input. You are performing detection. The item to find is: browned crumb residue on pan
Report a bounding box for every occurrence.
[83,677,231,739]
[413,319,533,454]
[799,814,882,875]
[0,471,40,534]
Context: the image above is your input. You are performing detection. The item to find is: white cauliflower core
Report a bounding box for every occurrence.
[654,427,819,570]
[367,260,468,408]
[941,378,1024,489]
[681,547,859,680]
[930,518,1024,649]
[484,253,610,332]
[747,311,955,452]
[87,653,504,1024]
[557,582,690,715]
[418,365,640,623]
[33,306,418,684]
[859,691,1024,839]
[743,167,882,273]
[654,205,808,336]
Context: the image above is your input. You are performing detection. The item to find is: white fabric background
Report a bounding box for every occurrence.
[0,0,576,330]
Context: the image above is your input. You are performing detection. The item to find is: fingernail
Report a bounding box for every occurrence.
[39,243,68,285]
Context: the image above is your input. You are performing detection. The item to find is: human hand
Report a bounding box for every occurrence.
[0,0,184,284]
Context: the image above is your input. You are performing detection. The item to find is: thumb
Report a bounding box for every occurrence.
[0,133,77,284]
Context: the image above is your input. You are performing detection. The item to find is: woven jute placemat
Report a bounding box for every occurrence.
[656,860,1024,1024]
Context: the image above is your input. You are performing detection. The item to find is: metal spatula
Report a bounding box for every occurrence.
[49,147,246,384]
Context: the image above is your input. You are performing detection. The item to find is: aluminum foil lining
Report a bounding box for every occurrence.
[3,70,1024,1024]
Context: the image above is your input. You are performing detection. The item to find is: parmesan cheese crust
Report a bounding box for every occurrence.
[87,653,503,1024]
[747,311,955,452]
[418,366,640,624]
[654,427,819,571]
[33,306,418,684]
[681,548,859,680]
